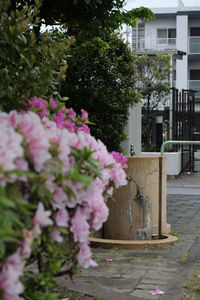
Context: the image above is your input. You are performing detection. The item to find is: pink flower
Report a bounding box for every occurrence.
[28,96,47,110]
[111,151,128,168]
[81,109,88,120]
[14,158,29,175]
[19,112,51,172]
[52,186,68,210]
[63,120,75,132]
[76,124,90,134]
[54,208,69,227]
[33,202,53,237]
[109,163,127,188]
[0,123,23,172]
[70,207,90,243]
[39,108,48,117]
[76,243,98,268]
[50,98,58,110]
[66,108,76,120]
[151,286,165,295]
[90,201,109,230]
[8,111,19,128]
[20,229,33,259]
[104,258,112,263]
[50,228,63,243]
[52,115,64,129]
[0,250,25,299]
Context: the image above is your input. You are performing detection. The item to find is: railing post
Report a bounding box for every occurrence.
[158,156,163,238]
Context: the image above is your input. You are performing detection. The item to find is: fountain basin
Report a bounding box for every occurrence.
[90,156,178,250]
[89,235,178,250]
[104,156,170,241]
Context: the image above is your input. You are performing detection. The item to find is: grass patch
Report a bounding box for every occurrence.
[53,286,108,300]
[183,260,200,299]
[181,253,189,263]
[170,230,179,237]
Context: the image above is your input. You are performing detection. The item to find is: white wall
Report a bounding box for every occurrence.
[176,15,188,89]
[141,152,181,175]
[145,18,177,39]
[121,104,141,155]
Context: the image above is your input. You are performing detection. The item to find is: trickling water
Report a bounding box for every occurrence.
[135,188,152,240]
[127,177,152,240]
[135,229,150,240]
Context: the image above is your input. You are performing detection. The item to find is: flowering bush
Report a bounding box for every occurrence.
[0,98,127,300]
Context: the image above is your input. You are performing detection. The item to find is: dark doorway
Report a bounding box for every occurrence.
[172,88,200,173]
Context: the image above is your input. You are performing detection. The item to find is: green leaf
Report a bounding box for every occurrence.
[60,96,69,101]
[76,174,91,187]
[59,227,68,234]
[0,194,16,208]
[0,242,5,257]
[104,163,115,169]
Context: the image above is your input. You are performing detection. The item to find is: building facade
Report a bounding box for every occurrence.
[126,2,200,150]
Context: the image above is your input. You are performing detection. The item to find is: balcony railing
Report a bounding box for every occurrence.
[189,37,200,54]
[189,80,200,99]
[134,38,176,52]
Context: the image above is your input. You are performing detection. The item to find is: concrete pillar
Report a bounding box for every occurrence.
[121,103,141,155]
[176,15,188,90]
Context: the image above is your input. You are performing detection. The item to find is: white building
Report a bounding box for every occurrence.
[124,1,200,153]
[127,1,200,100]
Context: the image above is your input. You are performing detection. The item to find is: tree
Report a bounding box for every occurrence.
[3,0,154,150]
[61,32,140,152]
[55,2,154,152]
[15,0,154,34]
[133,54,173,151]
[0,0,72,112]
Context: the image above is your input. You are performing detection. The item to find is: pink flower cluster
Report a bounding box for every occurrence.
[33,202,53,237]
[111,151,128,169]
[0,102,128,299]
[26,97,90,134]
[0,250,25,300]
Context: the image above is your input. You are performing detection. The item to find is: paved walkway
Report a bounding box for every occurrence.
[58,174,200,300]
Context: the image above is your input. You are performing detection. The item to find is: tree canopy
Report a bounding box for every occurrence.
[2,0,154,150]
[14,0,154,32]
[133,54,173,150]
[0,0,72,111]
[61,32,140,151]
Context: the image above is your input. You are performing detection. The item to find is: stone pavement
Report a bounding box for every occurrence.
[57,174,200,300]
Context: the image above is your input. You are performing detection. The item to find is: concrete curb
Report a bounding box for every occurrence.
[89,235,178,250]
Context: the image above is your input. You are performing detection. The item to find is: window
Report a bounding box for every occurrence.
[173,69,176,81]
[190,70,200,80]
[157,28,176,44]
[190,27,200,37]
[168,29,176,44]
[157,29,167,44]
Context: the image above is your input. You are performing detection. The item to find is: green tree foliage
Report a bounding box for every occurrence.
[61,33,140,152]
[133,54,173,150]
[55,1,154,152]
[3,0,154,151]
[16,0,154,33]
[0,0,72,112]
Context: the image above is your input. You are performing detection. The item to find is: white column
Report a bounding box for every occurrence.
[176,15,188,90]
[121,104,141,155]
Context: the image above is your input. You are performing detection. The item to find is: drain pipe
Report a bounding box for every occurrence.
[159,140,200,238]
